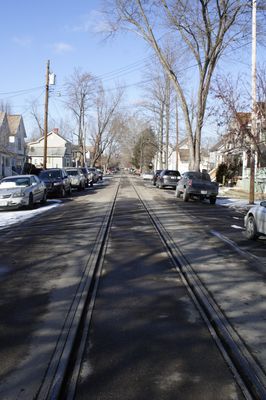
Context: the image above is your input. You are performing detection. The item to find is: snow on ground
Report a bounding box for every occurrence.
[0,200,62,230]
[0,190,261,232]
[216,196,261,211]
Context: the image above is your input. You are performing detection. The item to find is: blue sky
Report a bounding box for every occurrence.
[0,0,150,135]
[0,0,265,140]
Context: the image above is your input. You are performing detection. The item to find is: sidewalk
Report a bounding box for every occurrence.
[218,185,265,201]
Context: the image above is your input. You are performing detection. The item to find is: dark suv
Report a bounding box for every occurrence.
[39,168,72,197]
[156,169,181,189]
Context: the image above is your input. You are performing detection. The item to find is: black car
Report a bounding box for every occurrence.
[152,169,162,186]
[39,168,72,197]
[80,167,94,187]
[156,169,181,189]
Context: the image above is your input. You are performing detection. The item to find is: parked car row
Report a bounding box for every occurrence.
[0,166,104,210]
[151,169,266,239]
[153,169,218,204]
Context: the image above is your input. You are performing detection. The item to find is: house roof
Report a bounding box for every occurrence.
[28,129,72,146]
[7,115,24,136]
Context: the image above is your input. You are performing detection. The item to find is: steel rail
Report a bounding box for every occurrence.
[132,179,266,400]
[34,179,120,400]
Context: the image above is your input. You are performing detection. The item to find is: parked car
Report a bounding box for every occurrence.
[65,167,86,191]
[87,167,100,183]
[0,175,47,209]
[141,172,152,180]
[80,167,94,187]
[96,168,103,181]
[175,171,218,204]
[244,201,266,239]
[152,169,162,186]
[39,168,71,197]
[156,169,181,189]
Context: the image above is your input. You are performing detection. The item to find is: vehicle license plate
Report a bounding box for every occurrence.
[170,177,176,180]
[0,200,7,206]
[201,190,207,195]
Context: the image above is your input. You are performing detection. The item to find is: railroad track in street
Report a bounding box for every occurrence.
[10,174,264,399]
[32,179,121,400]
[132,179,266,400]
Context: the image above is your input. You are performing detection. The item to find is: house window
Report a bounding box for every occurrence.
[5,158,10,167]
[18,138,22,150]
[9,136,15,143]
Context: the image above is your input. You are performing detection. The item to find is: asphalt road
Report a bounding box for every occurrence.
[74,178,245,400]
[0,174,265,399]
[0,179,117,399]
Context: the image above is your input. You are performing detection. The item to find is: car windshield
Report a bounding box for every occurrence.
[39,170,61,179]
[1,177,30,186]
[67,170,78,176]
[164,170,180,176]
[187,172,211,181]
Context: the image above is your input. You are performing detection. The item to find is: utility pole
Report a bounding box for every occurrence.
[249,0,256,204]
[43,60,50,170]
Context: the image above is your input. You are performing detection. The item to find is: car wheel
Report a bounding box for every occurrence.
[175,188,181,198]
[28,193,34,209]
[246,215,258,240]
[183,189,189,202]
[60,187,66,198]
[209,196,216,205]
[41,190,47,204]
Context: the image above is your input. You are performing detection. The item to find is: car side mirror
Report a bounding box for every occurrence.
[260,201,266,207]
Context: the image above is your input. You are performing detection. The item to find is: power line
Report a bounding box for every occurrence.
[0,86,44,97]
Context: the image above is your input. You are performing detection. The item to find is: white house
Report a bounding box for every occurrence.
[27,129,72,168]
[0,112,27,178]
[153,139,209,173]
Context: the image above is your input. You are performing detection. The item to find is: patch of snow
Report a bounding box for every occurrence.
[231,224,245,230]
[0,200,62,230]
[216,196,260,211]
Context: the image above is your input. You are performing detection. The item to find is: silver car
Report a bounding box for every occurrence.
[244,201,266,239]
[65,168,86,190]
[0,175,47,209]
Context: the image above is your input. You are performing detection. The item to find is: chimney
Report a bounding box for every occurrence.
[53,128,59,134]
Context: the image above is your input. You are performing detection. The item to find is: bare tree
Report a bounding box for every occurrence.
[65,69,95,166]
[0,100,12,114]
[90,84,124,166]
[211,69,266,167]
[103,0,254,170]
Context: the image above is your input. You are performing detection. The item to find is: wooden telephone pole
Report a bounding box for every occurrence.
[43,60,50,170]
